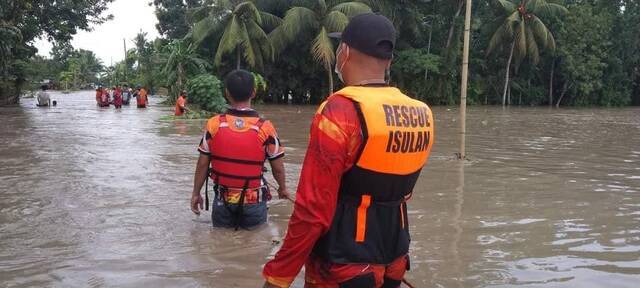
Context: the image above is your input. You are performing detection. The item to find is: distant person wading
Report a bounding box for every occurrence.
[175,90,190,116]
[136,86,148,108]
[36,85,51,107]
[190,70,290,230]
[262,14,434,288]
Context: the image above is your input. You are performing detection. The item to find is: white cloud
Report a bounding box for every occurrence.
[33,0,159,65]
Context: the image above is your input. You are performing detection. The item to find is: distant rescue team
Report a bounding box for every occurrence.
[94,85,149,109]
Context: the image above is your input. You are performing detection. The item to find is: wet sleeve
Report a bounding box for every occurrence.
[197,130,211,155]
[198,119,217,155]
[262,121,285,161]
[262,96,361,286]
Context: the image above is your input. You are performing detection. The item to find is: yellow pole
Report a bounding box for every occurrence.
[459,0,472,160]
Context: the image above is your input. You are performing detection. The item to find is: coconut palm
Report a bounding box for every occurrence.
[269,0,372,95]
[161,39,210,99]
[189,0,282,70]
[487,0,567,106]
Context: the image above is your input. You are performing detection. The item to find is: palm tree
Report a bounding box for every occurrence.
[189,0,282,70]
[487,0,567,106]
[161,39,210,100]
[269,0,372,95]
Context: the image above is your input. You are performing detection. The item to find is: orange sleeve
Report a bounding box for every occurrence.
[197,116,220,155]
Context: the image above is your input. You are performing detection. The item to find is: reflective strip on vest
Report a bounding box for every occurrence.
[355,195,371,243]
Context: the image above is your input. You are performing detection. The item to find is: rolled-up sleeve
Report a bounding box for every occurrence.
[261,121,285,161]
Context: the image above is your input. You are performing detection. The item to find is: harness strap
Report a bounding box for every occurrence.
[210,154,264,166]
[234,180,249,231]
[210,168,262,180]
[205,167,211,211]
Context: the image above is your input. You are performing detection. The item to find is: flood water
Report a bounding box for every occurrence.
[1,90,639,287]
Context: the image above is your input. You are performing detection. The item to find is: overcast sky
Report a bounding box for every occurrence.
[34,0,159,65]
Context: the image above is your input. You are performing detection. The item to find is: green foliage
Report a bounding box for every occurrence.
[153,0,203,39]
[269,0,372,94]
[189,1,280,70]
[252,72,267,93]
[161,39,210,100]
[187,74,226,113]
[391,49,441,101]
[0,0,113,105]
[555,3,612,106]
[159,109,214,120]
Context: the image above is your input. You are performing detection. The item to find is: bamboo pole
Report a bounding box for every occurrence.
[459,0,472,160]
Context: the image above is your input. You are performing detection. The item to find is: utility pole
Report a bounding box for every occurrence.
[458,0,472,160]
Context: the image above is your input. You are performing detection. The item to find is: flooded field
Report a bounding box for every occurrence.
[1,91,639,287]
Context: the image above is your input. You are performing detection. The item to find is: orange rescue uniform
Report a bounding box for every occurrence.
[137,88,148,108]
[175,95,186,116]
[263,86,434,287]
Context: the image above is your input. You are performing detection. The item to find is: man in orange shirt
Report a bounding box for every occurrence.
[175,90,189,116]
[136,86,148,108]
[263,14,434,287]
[191,69,290,230]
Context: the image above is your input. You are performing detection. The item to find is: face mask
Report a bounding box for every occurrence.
[334,45,349,83]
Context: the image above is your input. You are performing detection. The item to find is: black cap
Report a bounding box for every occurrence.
[329,13,396,60]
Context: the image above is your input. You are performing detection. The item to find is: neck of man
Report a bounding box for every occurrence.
[230,101,252,110]
[344,70,386,86]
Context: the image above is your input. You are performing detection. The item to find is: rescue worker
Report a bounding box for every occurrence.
[190,69,290,230]
[175,90,189,116]
[262,14,434,287]
[100,87,110,107]
[122,84,132,105]
[112,86,123,109]
[136,86,148,108]
[95,86,103,106]
[36,85,51,107]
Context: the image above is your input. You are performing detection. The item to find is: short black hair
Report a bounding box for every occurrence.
[41,84,48,90]
[224,69,255,102]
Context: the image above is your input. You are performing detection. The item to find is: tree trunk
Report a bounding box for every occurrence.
[549,58,555,107]
[236,48,241,70]
[556,81,568,108]
[177,63,184,101]
[424,27,433,81]
[502,41,515,106]
[445,0,465,50]
[327,67,334,98]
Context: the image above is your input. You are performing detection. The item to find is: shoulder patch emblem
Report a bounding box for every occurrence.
[234,118,245,129]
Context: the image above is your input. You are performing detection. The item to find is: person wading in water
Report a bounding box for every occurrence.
[136,86,148,108]
[190,69,290,230]
[262,13,435,287]
[175,90,190,116]
[36,84,51,107]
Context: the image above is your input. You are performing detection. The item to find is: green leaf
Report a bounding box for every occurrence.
[331,2,372,17]
[311,27,334,69]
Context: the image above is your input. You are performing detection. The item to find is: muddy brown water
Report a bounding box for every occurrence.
[1,91,639,287]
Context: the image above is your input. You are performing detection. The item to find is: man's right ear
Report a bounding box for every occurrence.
[224,89,232,103]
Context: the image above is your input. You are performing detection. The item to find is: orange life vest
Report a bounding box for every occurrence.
[208,114,267,190]
[313,86,434,265]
